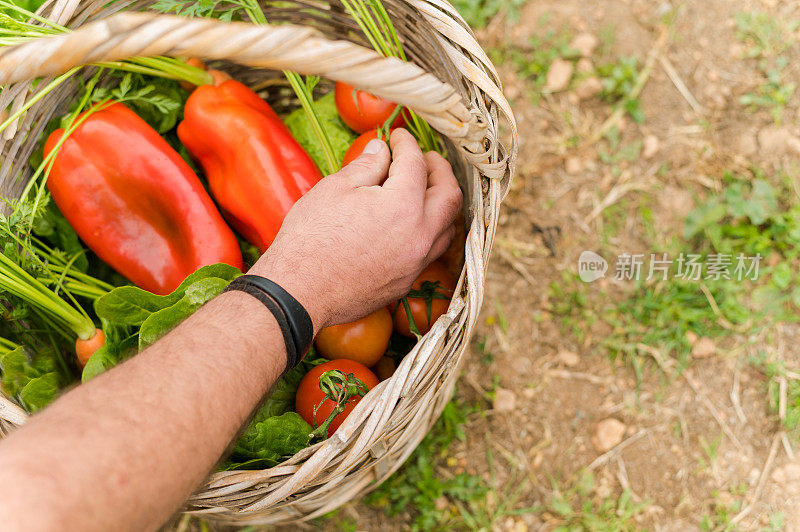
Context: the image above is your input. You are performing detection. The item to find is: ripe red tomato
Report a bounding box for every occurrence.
[335,82,406,134]
[391,261,456,337]
[342,129,390,167]
[295,359,379,437]
[315,308,392,367]
[370,356,396,381]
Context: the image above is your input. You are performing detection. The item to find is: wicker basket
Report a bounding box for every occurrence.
[0,0,516,524]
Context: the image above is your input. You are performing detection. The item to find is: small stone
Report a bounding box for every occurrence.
[493,388,517,412]
[575,76,603,99]
[532,451,544,469]
[729,43,745,58]
[570,33,599,57]
[522,387,536,399]
[557,350,580,367]
[704,83,730,109]
[565,157,584,175]
[512,519,529,532]
[771,467,786,483]
[691,337,716,358]
[642,134,660,159]
[505,84,521,100]
[545,59,574,92]
[592,418,626,452]
[576,58,595,74]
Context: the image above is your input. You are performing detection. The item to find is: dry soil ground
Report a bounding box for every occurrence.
[198,0,800,530]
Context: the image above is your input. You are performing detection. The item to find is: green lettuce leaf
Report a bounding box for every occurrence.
[95,263,241,325]
[0,346,64,412]
[19,372,60,412]
[285,92,357,173]
[231,412,311,463]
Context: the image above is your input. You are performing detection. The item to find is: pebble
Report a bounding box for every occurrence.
[544,59,574,92]
[565,157,584,175]
[493,388,517,412]
[592,418,626,452]
[522,387,536,399]
[575,76,603,99]
[576,58,595,74]
[569,32,599,57]
[505,84,521,100]
[642,134,660,159]
[556,349,580,367]
[691,337,716,358]
[703,83,730,109]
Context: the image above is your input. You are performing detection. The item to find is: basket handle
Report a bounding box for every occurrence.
[0,12,486,148]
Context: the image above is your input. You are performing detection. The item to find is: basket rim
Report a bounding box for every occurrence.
[0,0,517,524]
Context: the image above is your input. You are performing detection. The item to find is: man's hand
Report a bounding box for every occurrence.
[254,128,463,330]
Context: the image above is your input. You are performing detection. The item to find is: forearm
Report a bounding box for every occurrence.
[0,291,285,531]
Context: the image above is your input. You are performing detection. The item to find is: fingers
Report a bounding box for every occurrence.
[382,129,428,203]
[427,225,456,264]
[422,151,462,239]
[336,139,391,187]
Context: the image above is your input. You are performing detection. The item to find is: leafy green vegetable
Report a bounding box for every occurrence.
[285,93,357,173]
[253,361,309,420]
[0,346,64,412]
[95,263,241,325]
[18,372,60,412]
[231,412,311,463]
[89,73,189,134]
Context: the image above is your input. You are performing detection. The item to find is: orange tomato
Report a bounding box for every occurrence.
[315,308,392,367]
[391,261,455,337]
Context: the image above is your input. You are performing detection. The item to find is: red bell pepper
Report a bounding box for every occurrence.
[177,80,322,252]
[44,102,243,295]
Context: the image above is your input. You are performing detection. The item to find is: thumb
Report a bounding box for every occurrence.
[337,139,391,187]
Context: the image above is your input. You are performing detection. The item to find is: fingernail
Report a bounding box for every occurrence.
[362,139,383,155]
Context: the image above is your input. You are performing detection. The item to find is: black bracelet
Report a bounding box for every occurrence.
[223,275,314,371]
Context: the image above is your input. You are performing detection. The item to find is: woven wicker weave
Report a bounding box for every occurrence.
[0,0,516,524]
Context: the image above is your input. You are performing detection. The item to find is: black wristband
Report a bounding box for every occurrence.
[223,275,314,371]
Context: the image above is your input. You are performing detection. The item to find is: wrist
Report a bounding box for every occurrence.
[247,254,328,336]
